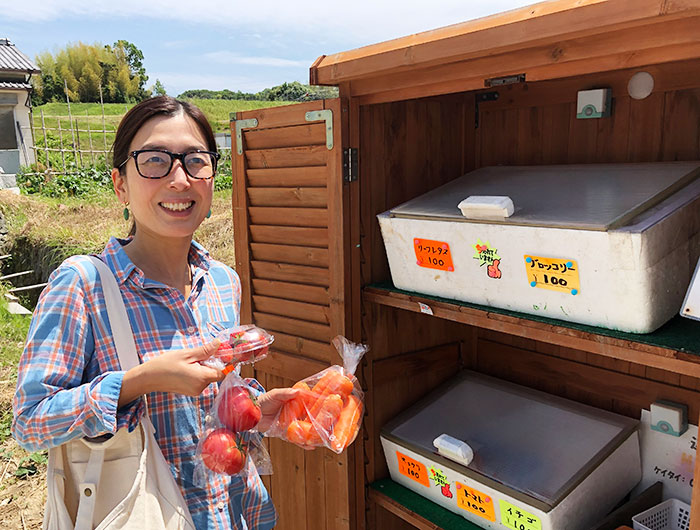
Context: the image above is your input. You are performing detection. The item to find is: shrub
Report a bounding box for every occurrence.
[17,160,113,198]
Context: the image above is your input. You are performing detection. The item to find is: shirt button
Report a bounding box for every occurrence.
[187,326,196,333]
[217,501,226,511]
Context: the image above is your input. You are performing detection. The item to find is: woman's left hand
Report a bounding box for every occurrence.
[256,388,299,433]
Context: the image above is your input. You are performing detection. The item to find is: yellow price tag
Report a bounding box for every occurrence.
[456,482,495,522]
[499,500,542,530]
[524,255,580,296]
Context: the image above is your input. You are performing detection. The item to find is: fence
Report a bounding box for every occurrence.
[27,100,232,179]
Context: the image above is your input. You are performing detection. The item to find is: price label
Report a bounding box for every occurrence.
[455,482,495,522]
[524,255,580,296]
[396,451,430,487]
[414,239,454,272]
[499,500,542,530]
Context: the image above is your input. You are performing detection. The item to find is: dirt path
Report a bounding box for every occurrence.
[0,366,45,529]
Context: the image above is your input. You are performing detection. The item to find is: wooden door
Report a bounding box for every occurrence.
[231,99,359,530]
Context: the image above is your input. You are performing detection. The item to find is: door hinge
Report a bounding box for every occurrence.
[231,117,258,155]
[343,148,358,183]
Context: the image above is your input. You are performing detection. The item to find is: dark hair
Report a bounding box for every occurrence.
[112,96,217,236]
[112,96,217,171]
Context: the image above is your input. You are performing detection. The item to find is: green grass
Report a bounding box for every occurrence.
[182,98,293,132]
[32,98,294,139]
[0,284,31,370]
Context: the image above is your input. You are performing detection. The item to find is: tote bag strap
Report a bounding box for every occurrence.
[72,256,143,530]
[87,256,140,371]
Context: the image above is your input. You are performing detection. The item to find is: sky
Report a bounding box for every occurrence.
[4,0,539,97]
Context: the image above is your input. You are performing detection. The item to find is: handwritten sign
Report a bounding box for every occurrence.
[631,409,696,504]
[396,451,430,487]
[499,500,542,530]
[524,255,580,295]
[414,239,454,272]
[456,482,495,522]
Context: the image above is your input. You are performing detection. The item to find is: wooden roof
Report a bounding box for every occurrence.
[310,0,700,103]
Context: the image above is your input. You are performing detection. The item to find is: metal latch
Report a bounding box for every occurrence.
[305,109,333,150]
[343,148,358,183]
[485,73,526,87]
[232,117,258,155]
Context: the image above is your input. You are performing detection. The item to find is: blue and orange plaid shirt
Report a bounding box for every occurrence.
[13,236,276,530]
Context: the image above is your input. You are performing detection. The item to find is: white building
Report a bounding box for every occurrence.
[0,38,39,188]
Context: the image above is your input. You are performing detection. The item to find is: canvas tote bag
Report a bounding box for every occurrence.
[43,256,196,530]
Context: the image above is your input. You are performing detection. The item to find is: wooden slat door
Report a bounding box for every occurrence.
[231,99,357,530]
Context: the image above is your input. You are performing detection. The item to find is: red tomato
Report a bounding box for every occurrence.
[201,428,245,475]
[217,386,262,432]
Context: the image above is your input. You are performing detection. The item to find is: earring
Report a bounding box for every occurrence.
[206,209,212,219]
[123,202,130,221]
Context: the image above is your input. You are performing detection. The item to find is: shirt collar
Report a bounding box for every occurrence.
[99,236,211,286]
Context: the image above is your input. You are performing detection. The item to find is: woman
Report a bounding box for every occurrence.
[13,96,293,529]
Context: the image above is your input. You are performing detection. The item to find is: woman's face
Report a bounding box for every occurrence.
[112,112,215,242]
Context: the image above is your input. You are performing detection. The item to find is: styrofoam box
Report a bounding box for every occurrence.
[380,372,642,530]
[378,164,700,333]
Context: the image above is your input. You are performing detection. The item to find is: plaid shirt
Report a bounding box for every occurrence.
[13,236,276,530]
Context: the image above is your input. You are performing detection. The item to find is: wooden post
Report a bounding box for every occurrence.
[40,109,48,167]
[75,118,83,166]
[65,80,78,164]
[86,110,95,164]
[57,117,66,174]
[99,85,108,159]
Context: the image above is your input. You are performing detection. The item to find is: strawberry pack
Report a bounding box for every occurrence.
[204,324,274,374]
[267,335,367,454]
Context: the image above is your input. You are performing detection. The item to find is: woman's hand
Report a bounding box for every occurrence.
[256,388,299,433]
[118,340,224,407]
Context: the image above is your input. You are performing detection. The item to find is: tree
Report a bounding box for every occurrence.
[109,40,149,100]
[32,40,151,104]
[152,79,167,97]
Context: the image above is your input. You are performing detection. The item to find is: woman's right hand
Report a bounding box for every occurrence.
[118,339,224,407]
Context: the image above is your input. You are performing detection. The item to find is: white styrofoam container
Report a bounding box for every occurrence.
[382,435,640,530]
[378,170,700,334]
[380,372,642,530]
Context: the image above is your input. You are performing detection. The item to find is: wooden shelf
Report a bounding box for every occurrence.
[363,284,700,378]
[369,479,485,530]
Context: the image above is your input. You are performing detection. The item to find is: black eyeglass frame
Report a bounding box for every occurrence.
[119,149,221,180]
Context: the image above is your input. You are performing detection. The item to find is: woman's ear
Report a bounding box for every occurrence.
[112,168,128,203]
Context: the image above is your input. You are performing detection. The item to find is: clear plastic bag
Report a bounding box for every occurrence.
[193,373,273,485]
[203,324,274,374]
[267,336,367,454]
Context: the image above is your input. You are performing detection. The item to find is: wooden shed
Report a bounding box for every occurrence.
[231,1,700,528]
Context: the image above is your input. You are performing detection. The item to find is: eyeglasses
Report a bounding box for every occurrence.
[120,149,220,180]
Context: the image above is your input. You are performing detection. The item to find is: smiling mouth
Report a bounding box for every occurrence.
[160,201,194,212]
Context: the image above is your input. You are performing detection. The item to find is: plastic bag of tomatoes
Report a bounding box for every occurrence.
[267,335,367,454]
[193,374,272,485]
[203,324,274,375]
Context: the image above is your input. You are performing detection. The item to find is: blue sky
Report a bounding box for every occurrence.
[4,0,537,97]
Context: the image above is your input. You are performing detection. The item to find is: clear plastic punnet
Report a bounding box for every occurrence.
[267,335,367,454]
[193,372,272,485]
[203,324,274,374]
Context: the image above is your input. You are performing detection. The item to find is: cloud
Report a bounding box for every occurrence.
[5,0,539,46]
[203,51,309,68]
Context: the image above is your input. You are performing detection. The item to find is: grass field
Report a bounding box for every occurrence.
[29,98,294,170]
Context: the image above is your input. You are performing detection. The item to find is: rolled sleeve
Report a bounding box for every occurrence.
[12,262,137,451]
